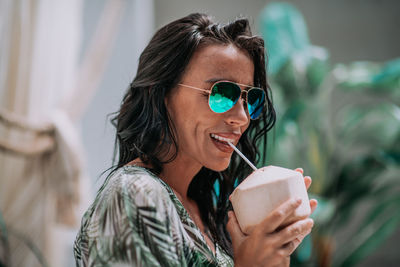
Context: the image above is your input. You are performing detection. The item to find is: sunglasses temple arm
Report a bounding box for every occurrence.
[227,142,258,171]
[178,84,210,93]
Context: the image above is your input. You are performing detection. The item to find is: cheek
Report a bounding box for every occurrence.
[174,112,201,144]
[179,115,215,151]
[167,93,221,146]
[243,121,250,132]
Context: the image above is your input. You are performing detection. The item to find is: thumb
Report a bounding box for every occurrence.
[227,211,245,246]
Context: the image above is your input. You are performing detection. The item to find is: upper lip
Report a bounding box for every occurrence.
[210,133,241,145]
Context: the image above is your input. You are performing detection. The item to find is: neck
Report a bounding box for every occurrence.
[159,153,202,202]
[127,153,202,203]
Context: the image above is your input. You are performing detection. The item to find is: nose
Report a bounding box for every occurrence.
[224,98,249,126]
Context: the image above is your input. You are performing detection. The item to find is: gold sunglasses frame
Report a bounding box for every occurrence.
[178,80,265,120]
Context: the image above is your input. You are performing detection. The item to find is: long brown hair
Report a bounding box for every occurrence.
[111,13,275,256]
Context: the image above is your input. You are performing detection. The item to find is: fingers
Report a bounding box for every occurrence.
[295,168,317,214]
[272,218,313,257]
[295,168,316,216]
[280,241,296,257]
[295,168,303,174]
[258,198,302,234]
[283,227,312,255]
[304,176,312,190]
[281,237,303,256]
[288,237,302,254]
[277,218,314,245]
[310,199,318,214]
[295,168,312,190]
[227,211,245,246]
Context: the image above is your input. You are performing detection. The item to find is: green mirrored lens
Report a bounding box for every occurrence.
[209,82,241,113]
[247,88,265,119]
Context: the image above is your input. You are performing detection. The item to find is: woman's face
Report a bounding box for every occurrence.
[165,44,254,171]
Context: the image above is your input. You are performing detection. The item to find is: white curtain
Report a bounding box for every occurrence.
[0,0,131,266]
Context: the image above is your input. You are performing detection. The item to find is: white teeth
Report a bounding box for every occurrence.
[210,133,234,143]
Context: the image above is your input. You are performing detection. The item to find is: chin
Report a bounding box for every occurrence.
[205,158,231,172]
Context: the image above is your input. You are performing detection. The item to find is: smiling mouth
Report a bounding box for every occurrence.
[210,133,235,144]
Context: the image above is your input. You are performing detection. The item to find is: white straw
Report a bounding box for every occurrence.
[228,142,258,171]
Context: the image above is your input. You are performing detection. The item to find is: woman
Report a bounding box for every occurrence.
[74,13,317,266]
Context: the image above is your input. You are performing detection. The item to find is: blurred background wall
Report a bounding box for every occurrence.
[79,0,400,266]
[154,0,400,63]
[83,0,400,187]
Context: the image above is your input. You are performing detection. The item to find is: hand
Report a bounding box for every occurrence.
[226,167,318,267]
[227,198,314,267]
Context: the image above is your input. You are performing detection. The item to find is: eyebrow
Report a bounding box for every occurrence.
[205,77,227,83]
[204,78,255,88]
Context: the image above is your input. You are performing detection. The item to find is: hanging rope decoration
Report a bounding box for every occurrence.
[0,109,55,156]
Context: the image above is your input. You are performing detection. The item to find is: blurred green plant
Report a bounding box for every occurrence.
[260,3,400,267]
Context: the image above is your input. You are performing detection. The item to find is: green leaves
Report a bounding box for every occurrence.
[335,196,400,267]
[260,3,400,267]
[259,2,311,75]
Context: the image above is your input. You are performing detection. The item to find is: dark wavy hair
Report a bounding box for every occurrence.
[111,13,275,256]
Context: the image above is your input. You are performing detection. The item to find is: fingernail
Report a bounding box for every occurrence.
[296,198,302,204]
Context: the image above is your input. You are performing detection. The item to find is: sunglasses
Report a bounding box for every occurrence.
[178,81,266,120]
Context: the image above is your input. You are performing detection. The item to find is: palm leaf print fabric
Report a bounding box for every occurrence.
[74,166,234,266]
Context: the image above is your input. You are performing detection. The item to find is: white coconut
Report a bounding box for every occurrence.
[230,166,311,234]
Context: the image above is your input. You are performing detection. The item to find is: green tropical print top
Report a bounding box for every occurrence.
[74,165,234,266]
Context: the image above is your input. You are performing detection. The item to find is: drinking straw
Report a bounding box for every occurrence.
[227,142,257,171]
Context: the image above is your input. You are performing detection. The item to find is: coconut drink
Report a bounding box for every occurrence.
[229,165,311,234]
